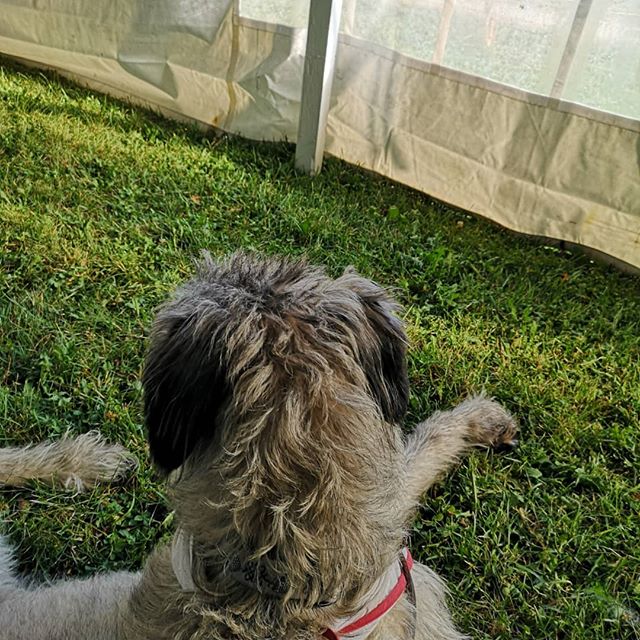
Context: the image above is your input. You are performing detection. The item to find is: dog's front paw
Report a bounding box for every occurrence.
[455,396,519,451]
[57,431,139,491]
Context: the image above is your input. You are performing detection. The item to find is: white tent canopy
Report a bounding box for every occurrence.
[1,0,638,269]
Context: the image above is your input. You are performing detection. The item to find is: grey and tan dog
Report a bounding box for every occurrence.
[0,252,517,640]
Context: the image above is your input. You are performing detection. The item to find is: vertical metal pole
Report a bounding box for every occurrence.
[295,0,344,175]
[551,0,593,98]
[433,0,455,66]
[342,0,357,35]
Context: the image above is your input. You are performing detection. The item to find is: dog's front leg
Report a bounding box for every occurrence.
[403,396,518,505]
[0,431,137,491]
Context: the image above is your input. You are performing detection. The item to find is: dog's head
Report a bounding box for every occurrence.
[142,252,409,632]
[144,252,408,475]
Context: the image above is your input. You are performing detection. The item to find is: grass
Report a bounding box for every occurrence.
[0,60,639,639]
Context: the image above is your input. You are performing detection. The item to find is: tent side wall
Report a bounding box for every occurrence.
[327,36,640,270]
[0,1,638,270]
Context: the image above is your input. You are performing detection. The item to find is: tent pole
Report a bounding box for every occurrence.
[433,0,455,66]
[551,0,593,98]
[295,0,344,175]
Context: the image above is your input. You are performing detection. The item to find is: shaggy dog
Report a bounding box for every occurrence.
[0,252,517,640]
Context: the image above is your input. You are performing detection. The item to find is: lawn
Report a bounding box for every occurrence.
[0,61,638,639]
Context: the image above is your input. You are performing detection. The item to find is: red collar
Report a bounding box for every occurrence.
[322,549,414,640]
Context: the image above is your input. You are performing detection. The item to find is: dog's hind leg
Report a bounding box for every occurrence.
[403,396,517,506]
[0,431,138,491]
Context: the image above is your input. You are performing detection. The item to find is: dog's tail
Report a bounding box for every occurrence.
[0,431,138,491]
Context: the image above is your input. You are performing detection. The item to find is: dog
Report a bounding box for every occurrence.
[0,252,517,639]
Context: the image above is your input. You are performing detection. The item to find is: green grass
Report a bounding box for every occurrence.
[1,61,639,639]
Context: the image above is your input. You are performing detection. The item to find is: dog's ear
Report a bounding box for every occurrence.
[359,293,410,425]
[143,311,229,474]
[339,269,409,424]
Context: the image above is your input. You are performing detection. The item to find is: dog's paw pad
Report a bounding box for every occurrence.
[493,438,519,453]
[490,428,519,452]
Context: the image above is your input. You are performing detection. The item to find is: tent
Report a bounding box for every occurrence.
[1,0,638,270]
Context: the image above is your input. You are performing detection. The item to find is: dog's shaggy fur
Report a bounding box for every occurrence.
[0,252,517,640]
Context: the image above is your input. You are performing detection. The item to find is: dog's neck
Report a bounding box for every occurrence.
[170,529,288,598]
[171,529,414,640]
[321,548,414,640]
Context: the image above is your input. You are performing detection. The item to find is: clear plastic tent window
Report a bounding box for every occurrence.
[0,0,638,268]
